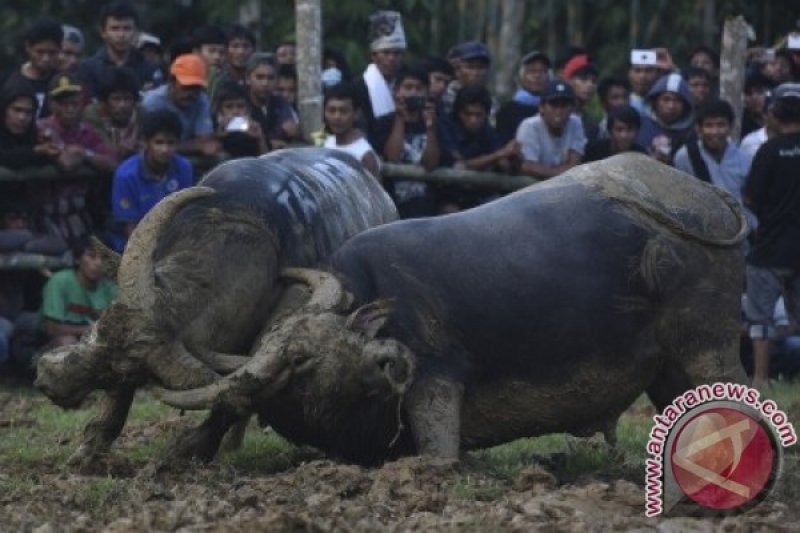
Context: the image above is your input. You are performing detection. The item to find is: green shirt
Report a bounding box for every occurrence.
[40,270,118,326]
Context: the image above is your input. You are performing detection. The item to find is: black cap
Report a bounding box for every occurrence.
[542,78,575,102]
[520,50,551,68]
[455,41,490,62]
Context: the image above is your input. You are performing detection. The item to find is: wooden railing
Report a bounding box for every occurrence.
[0,160,537,271]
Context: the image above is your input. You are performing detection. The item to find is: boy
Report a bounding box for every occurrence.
[246,53,299,150]
[78,1,162,97]
[40,236,117,350]
[584,105,646,162]
[213,81,267,157]
[323,83,381,178]
[110,110,193,252]
[82,66,140,161]
[673,99,752,223]
[515,79,586,179]
[1,19,63,119]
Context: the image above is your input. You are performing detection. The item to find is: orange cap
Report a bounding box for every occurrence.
[170,54,208,88]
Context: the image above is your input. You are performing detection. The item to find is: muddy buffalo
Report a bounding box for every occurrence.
[35,148,397,464]
[159,153,748,465]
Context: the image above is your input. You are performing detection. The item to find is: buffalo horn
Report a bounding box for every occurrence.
[147,340,220,390]
[280,268,352,312]
[155,333,291,410]
[90,236,121,282]
[116,187,215,311]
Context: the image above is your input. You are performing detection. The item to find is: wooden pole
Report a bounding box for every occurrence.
[719,16,749,142]
[494,0,525,101]
[295,0,323,139]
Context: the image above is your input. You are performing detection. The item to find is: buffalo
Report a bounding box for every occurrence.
[35,148,397,464]
[159,153,748,465]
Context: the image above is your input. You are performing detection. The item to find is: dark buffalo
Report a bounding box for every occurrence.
[35,148,397,464]
[161,153,749,465]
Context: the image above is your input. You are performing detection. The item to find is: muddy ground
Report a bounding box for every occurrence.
[1,390,798,532]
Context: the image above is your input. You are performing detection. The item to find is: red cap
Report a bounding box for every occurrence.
[170,54,208,88]
[562,54,597,79]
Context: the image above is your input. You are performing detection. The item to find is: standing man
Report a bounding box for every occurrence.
[742,84,800,389]
[78,1,162,98]
[355,10,407,141]
[628,50,660,113]
[1,19,63,119]
[141,54,219,156]
[496,50,551,144]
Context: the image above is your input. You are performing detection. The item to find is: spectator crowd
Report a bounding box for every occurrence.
[1,3,800,389]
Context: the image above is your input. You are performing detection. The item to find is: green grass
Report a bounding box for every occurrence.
[2,379,800,513]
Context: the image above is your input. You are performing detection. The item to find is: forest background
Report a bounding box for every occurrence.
[0,0,797,100]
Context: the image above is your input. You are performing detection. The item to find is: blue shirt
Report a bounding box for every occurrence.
[141,85,213,141]
[111,153,193,251]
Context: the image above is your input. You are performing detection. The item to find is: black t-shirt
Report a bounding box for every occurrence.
[1,69,51,119]
[77,48,162,98]
[583,138,646,162]
[743,132,800,268]
[495,100,537,145]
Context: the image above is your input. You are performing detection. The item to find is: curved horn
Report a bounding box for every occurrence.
[190,347,251,374]
[280,268,352,312]
[90,236,121,282]
[146,340,220,390]
[155,330,291,410]
[117,186,215,311]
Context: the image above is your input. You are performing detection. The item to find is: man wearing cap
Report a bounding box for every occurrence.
[38,73,116,173]
[34,73,116,249]
[742,83,800,389]
[628,50,660,113]
[562,53,600,140]
[78,1,162,98]
[141,54,219,156]
[514,79,586,179]
[496,50,551,144]
[441,41,493,115]
[355,10,407,140]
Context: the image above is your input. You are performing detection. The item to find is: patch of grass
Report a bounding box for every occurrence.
[451,475,507,501]
[74,476,129,521]
[221,428,317,473]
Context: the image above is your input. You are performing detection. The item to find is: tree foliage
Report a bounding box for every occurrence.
[1,0,797,89]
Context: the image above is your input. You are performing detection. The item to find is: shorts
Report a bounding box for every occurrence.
[745,265,800,339]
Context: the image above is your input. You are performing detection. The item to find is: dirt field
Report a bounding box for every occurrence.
[1,381,798,532]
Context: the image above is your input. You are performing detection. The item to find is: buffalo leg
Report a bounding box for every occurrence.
[164,406,243,463]
[68,387,135,465]
[406,376,463,459]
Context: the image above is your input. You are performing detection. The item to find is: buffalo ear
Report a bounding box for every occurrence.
[345,299,394,338]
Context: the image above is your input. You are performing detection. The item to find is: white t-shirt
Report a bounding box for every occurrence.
[740,127,768,159]
[515,115,586,166]
[323,136,381,169]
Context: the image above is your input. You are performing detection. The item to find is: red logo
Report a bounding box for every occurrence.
[670,406,777,510]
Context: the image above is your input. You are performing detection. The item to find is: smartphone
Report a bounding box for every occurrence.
[630,49,657,66]
[405,95,426,112]
[788,32,800,50]
[226,116,249,132]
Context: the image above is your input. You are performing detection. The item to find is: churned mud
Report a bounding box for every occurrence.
[1,388,798,532]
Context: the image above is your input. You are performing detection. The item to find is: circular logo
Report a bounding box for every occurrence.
[166,179,179,192]
[670,406,779,510]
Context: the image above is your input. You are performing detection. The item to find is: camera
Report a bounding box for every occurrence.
[226,116,250,132]
[405,95,426,112]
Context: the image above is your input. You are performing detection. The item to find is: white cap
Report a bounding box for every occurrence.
[368,11,407,52]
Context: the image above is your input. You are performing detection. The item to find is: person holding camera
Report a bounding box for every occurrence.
[213,80,268,157]
[371,65,449,218]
